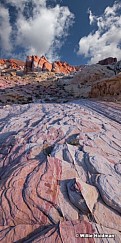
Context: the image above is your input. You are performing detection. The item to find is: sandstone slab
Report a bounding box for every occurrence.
[0,100,121,242]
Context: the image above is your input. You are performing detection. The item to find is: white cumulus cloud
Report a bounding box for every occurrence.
[6,0,46,11]
[88,9,96,25]
[0,0,74,60]
[78,1,121,64]
[0,5,12,52]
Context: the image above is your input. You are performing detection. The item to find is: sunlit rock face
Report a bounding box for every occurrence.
[0,100,121,242]
[25,55,78,74]
[51,61,78,73]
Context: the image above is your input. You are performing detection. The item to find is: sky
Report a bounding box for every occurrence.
[0,0,121,65]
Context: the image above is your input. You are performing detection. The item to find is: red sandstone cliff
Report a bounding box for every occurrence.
[25,55,79,74]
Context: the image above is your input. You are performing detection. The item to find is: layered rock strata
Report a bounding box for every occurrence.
[0,100,121,242]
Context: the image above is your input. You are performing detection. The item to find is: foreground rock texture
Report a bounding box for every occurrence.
[0,100,121,242]
[25,55,79,73]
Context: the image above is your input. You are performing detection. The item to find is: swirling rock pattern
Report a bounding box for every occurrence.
[0,100,121,242]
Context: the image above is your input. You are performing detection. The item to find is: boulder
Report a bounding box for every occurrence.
[98,57,117,65]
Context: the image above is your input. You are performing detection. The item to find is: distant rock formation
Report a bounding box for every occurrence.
[0,59,25,70]
[98,57,117,65]
[25,55,79,74]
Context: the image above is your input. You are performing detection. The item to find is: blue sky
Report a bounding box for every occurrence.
[0,0,121,65]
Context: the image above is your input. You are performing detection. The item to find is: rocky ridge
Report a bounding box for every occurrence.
[0,59,25,71]
[25,55,79,73]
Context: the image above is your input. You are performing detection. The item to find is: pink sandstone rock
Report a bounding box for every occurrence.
[52,60,77,73]
[0,100,121,242]
[25,55,78,73]
[0,58,25,70]
[42,61,52,72]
